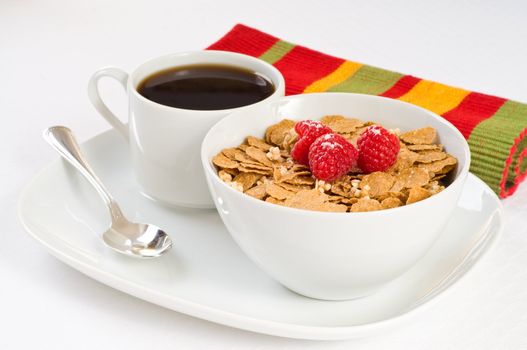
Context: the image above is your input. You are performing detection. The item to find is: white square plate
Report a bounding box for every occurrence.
[18,129,503,340]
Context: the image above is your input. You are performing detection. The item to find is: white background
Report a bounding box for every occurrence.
[2,0,527,349]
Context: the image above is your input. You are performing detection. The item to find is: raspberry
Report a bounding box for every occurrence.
[290,137,312,166]
[291,120,332,165]
[357,125,400,173]
[308,133,358,182]
[294,120,332,137]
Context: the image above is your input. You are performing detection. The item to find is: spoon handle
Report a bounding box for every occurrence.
[43,126,125,221]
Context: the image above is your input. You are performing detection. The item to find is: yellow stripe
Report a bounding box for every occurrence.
[398,80,470,115]
[303,61,363,93]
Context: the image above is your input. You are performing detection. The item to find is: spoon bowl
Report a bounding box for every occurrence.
[103,223,172,258]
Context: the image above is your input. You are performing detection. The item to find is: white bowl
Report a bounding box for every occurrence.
[201,93,470,300]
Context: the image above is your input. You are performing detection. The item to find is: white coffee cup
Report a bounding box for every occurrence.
[88,51,285,208]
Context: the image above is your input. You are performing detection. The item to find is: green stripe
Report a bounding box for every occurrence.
[515,136,527,173]
[327,65,403,95]
[258,40,295,64]
[468,100,527,193]
[506,131,527,188]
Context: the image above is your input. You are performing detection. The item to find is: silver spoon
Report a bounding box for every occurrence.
[43,126,172,258]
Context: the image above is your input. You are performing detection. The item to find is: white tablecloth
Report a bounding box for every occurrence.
[2,1,526,348]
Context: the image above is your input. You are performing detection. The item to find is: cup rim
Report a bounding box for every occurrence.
[127,50,286,114]
[201,92,471,217]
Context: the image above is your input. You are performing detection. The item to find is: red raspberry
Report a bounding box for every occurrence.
[357,125,400,173]
[290,137,312,166]
[308,133,358,182]
[294,120,332,137]
[291,120,332,165]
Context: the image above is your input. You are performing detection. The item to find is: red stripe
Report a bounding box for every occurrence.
[380,75,421,98]
[273,46,345,95]
[207,24,278,57]
[441,92,507,138]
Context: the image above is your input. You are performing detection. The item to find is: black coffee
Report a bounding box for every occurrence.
[137,64,275,110]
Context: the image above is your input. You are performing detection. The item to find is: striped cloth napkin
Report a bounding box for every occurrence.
[208,24,527,198]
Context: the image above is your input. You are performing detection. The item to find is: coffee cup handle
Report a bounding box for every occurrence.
[87,67,129,140]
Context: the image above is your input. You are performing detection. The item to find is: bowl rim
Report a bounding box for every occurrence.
[201,92,471,217]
